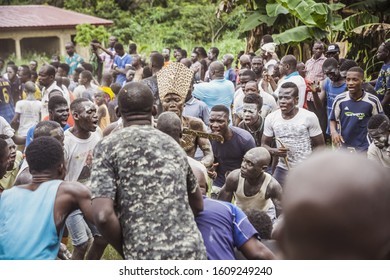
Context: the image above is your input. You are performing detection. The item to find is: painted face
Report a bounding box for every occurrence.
[6,66,16,81]
[51,104,70,128]
[368,123,390,149]
[241,151,264,179]
[38,68,53,88]
[0,145,10,179]
[162,93,184,117]
[346,71,363,95]
[242,103,260,126]
[251,58,263,74]
[278,87,298,114]
[209,111,229,137]
[323,64,340,82]
[77,101,98,132]
[312,43,324,59]
[5,138,16,170]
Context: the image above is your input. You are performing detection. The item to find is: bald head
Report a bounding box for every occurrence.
[209,61,225,79]
[241,147,271,179]
[239,54,251,69]
[157,112,182,143]
[118,82,154,116]
[280,150,390,259]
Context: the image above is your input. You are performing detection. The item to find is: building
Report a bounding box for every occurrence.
[0,5,113,60]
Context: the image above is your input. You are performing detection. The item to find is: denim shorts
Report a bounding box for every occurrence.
[65,209,100,246]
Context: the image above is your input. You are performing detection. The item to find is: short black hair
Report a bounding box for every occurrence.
[262,34,273,44]
[347,66,364,76]
[81,63,93,73]
[118,82,154,114]
[240,69,256,81]
[209,47,220,57]
[381,42,390,53]
[74,67,84,75]
[322,57,338,69]
[195,47,207,58]
[243,93,263,110]
[180,49,187,58]
[339,59,358,72]
[368,114,390,130]
[34,121,61,139]
[245,209,273,239]
[26,136,64,173]
[114,42,124,51]
[58,63,70,76]
[150,53,164,70]
[281,82,299,97]
[80,70,93,82]
[110,83,122,96]
[0,138,8,164]
[48,95,67,111]
[211,105,230,117]
[70,98,90,114]
[282,55,297,69]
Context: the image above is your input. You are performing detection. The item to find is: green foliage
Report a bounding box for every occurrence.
[74,24,110,47]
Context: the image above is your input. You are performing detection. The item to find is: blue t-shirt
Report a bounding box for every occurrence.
[0,78,15,123]
[25,123,70,147]
[195,197,258,260]
[193,79,235,114]
[224,68,237,86]
[211,126,256,187]
[330,91,383,151]
[374,63,390,101]
[113,53,132,85]
[324,78,347,134]
[0,180,63,259]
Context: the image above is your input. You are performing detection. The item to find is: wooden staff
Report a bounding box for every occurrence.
[275,137,290,170]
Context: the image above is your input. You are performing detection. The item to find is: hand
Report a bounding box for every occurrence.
[207,162,219,180]
[270,147,289,157]
[308,80,320,94]
[331,131,344,147]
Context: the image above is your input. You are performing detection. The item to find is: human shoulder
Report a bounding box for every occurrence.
[225,169,241,190]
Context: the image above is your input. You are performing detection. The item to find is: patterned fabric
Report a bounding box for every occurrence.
[0,78,15,123]
[305,55,326,82]
[65,53,84,76]
[375,63,390,101]
[157,62,194,101]
[91,125,207,260]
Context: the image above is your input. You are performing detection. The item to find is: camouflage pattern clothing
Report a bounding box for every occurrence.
[91,125,207,260]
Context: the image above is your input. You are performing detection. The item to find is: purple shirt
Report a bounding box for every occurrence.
[211,126,256,187]
[195,197,258,260]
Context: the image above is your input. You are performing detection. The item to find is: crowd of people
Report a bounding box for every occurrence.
[0,34,390,260]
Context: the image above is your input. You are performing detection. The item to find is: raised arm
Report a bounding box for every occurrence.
[218,169,240,202]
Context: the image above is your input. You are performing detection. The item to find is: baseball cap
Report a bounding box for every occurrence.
[326,44,340,53]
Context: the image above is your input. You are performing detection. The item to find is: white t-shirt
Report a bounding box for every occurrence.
[64,129,102,186]
[0,116,14,138]
[274,74,307,108]
[15,99,42,136]
[263,108,322,170]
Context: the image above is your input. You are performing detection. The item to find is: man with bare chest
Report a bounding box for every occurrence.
[218,147,282,222]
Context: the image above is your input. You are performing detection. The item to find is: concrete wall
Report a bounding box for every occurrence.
[0,28,74,60]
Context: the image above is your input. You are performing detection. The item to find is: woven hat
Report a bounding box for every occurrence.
[157,62,194,101]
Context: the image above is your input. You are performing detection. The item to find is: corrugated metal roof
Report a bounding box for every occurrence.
[0,5,113,30]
